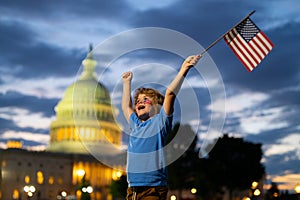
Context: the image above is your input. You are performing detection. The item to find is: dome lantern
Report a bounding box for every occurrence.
[80,44,97,80]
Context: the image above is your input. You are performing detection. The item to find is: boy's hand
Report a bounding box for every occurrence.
[122,71,133,82]
[182,54,202,69]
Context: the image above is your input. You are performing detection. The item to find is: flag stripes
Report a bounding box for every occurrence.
[224,17,274,72]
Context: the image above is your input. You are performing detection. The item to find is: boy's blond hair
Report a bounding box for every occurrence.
[134,87,164,106]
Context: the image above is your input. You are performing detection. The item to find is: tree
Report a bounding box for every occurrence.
[207,134,265,199]
[166,123,199,191]
[109,175,128,199]
[167,126,265,200]
[265,182,280,200]
[166,123,221,199]
[78,175,92,200]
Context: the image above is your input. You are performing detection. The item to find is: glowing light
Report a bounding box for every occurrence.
[82,186,93,194]
[86,186,93,193]
[170,195,176,200]
[29,186,36,193]
[12,189,19,199]
[295,183,300,194]
[112,170,122,180]
[191,188,197,194]
[253,189,261,196]
[24,185,36,197]
[242,197,250,200]
[116,171,122,177]
[251,181,259,189]
[61,191,67,197]
[77,169,85,177]
[24,176,30,184]
[23,186,29,193]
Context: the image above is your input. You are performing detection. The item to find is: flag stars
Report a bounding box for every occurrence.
[237,18,260,42]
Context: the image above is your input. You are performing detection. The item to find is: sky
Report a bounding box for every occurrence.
[0,0,300,192]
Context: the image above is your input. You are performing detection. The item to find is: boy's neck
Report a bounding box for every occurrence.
[138,114,150,122]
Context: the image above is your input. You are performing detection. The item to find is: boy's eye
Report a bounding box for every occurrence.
[136,97,152,105]
[136,99,142,104]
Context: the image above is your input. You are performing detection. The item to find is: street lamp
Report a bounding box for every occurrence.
[191,188,197,194]
[112,170,122,180]
[295,183,300,194]
[61,191,67,198]
[242,197,250,200]
[170,194,176,200]
[251,181,259,189]
[253,189,261,196]
[250,181,261,200]
[77,169,85,177]
[57,190,68,200]
[80,185,93,200]
[82,186,93,194]
[78,174,93,200]
[24,185,36,199]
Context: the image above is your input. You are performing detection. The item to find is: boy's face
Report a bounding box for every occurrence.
[135,94,153,121]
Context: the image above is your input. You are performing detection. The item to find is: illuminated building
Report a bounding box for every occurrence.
[0,47,124,200]
[47,46,121,154]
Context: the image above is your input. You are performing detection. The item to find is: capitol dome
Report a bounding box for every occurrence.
[47,47,122,155]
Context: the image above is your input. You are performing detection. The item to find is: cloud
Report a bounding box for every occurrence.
[1,76,74,99]
[264,133,300,158]
[270,173,300,191]
[271,87,300,107]
[0,0,134,49]
[0,130,49,146]
[240,106,289,134]
[0,0,132,21]
[125,0,181,11]
[2,108,53,130]
[266,150,300,176]
[0,91,58,117]
[210,91,269,114]
[0,19,85,80]
[0,15,91,110]
[0,117,16,132]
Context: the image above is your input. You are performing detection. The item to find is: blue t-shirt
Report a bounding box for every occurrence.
[127,108,173,187]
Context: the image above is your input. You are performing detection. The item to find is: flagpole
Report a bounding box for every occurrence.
[199,10,256,56]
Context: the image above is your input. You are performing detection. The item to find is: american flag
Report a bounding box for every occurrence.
[224,17,274,72]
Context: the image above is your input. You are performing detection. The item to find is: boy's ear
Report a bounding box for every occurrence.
[149,104,162,117]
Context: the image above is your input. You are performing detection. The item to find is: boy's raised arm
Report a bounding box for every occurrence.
[122,71,134,122]
[163,55,201,116]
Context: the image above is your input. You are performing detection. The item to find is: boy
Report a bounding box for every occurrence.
[122,55,201,200]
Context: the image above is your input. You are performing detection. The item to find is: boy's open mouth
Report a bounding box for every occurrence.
[137,105,145,110]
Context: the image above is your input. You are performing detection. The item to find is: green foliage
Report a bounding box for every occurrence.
[166,123,199,190]
[208,134,265,191]
[167,124,265,200]
[265,182,280,200]
[78,175,91,200]
[109,175,128,199]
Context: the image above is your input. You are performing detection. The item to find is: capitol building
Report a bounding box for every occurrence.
[0,47,124,200]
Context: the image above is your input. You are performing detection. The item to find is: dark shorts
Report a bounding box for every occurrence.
[126,186,168,200]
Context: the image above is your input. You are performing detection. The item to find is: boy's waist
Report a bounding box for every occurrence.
[128,186,167,193]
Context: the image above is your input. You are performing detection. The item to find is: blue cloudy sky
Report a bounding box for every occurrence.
[0,0,299,192]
